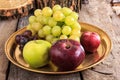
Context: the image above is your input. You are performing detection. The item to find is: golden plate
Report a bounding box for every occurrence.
[5,22,112,74]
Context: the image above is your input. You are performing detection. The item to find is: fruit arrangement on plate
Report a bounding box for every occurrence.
[14,5,101,71]
[4,20,112,75]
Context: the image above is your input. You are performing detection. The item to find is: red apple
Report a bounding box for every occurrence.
[80,31,101,52]
[49,39,85,71]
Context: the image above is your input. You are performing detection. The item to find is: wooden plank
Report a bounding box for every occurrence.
[79,0,120,80]
[8,64,81,80]
[0,19,18,80]
[7,16,81,80]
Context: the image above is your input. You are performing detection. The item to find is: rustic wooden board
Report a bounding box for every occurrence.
[79,0,120,80]
[8,64,81,80]
[0,19,18,80]
[7,16,81,80]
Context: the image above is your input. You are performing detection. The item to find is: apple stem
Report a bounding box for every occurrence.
[66,45,70,49]
[65,39,72,49]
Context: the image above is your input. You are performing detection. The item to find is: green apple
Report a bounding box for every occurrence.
[23,40,51,68]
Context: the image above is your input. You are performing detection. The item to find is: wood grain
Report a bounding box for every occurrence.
[0,0,34,17]
[0,19,18,80]
[8,64,81,80]
[79,0,120,80]
[7,16,81,80]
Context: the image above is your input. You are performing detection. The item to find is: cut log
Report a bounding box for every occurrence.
[0,0,34,18]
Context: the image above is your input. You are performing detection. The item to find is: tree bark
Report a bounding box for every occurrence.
[36,0,83,12]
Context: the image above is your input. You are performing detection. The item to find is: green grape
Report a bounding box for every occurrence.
[62,26,72,35]
[38,29,45,38]
[36,15,43,24]
[42,7,53,17]
[65,16,75,25]
[53,11,65,21]
[70,29,81,37]
[48,17,57,27]
[71,21,81,30]
[26,24,32,30]
[52,26,61,37]
[62,7,72,16]
[43,25,51,35]
[30,29,36,36]
[52,4,61,12]
[51,38,59,44]
[34,9,42,17]
[31,22,42,32]
[60,35,68,39]
[26,25,36,36]
[42,16,50,25]
[29,16,36,24]
[45,34,54,42]
[70,12,79,20]
[69,35,80,42]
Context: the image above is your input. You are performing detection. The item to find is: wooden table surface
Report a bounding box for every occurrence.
[0,0,120,80]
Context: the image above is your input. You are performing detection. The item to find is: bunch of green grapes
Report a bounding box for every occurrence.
[27,5,81,44]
